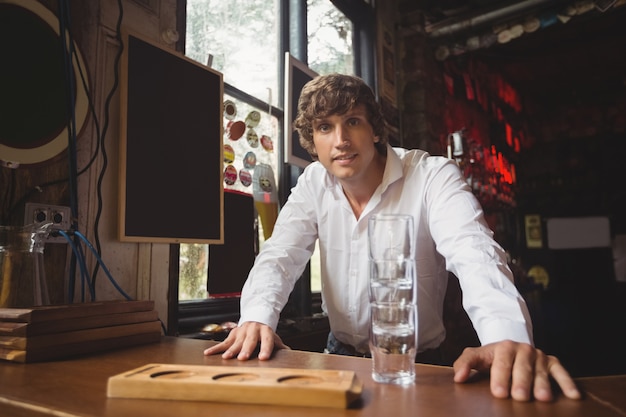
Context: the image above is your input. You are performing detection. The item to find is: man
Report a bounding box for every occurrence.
[204,74,581,402]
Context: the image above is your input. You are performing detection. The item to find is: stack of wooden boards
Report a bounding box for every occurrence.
[0,300,162,363]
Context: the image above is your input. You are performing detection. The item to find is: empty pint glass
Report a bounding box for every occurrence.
[0,222,52,308]
[368,214,415,305]
[368,214,413,261]
[369,303,417,384]
[369,258,414,305]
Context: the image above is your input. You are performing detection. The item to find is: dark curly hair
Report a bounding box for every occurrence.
[293,73,387,160]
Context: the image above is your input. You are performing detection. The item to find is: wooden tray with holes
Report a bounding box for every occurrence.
[107,363,363,409]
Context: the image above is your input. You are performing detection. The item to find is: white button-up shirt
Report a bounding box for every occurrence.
[240,146,533,353]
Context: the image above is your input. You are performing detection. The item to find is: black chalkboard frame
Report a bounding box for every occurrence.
[118,30,224,244]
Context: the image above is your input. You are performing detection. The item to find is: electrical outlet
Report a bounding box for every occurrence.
[24,203,72,243]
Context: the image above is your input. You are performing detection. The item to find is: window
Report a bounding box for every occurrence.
[306,0,355,292]
[178,0,375,324]
[185,0,280,106]
[181,0,281,301]
[307,0,354,76]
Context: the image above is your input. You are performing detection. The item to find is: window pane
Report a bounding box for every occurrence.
[179,93,279,301]
[307,0,354,75]
[182,0,280,301]
[182,0,359,299]
[179,243,208,300]
[307,1,355,292]
[185,0,279,106]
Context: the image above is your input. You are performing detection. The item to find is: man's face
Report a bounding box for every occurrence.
[311,105,381,185]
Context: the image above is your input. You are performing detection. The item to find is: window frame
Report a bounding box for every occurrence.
[172,0,375,337]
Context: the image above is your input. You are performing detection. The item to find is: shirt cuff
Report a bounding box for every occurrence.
[476,319,534,346]
[238,304,281,331]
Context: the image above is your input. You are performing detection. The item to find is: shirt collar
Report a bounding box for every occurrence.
[380,145,404,193]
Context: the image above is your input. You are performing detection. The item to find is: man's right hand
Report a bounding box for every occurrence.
[202,321,290,361]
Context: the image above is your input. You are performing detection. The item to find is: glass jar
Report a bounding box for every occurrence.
[0,222,52,308]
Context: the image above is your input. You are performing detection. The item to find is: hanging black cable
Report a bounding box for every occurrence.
[90,0,125,289]
[58,0,79,222]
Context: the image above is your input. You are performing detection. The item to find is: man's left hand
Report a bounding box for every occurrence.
[452,340,582,402]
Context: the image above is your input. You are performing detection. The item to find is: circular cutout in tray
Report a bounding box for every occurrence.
[277,375,324,385]
[212,372,260,382]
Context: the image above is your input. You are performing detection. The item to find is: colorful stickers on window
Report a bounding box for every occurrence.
[245,110,260,128]
[260,134,273,152]
[239,169,252,187]
[224,164,237,186]
[223,100,237,120]
[223,102,274,190]
[223,144,234,164]
[228,120,245,140]
[246,128,259,148]
[243,151,256,169]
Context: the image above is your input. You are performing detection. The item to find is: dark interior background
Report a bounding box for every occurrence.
[398,0,626,376]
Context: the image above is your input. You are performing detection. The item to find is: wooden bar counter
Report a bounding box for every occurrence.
[0,336,624,417]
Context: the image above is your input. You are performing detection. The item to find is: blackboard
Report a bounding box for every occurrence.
[119,32,224,243]
[284,52,318,168]
[207,190,255,296]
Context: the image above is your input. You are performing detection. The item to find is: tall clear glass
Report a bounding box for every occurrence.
[368,214,417,384]
[368,214,414,261]
[368,214,415,305]
[369,303,417,385]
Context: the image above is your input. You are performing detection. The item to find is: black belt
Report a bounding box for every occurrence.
[414,346,445,365]
[334,340,372,358]
[329,333,444,365]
